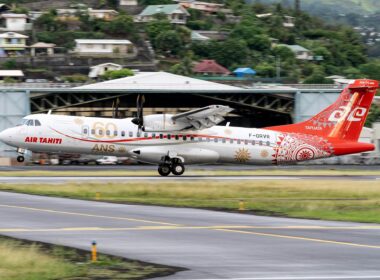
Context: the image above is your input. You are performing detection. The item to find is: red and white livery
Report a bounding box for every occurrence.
[0,79,378,176]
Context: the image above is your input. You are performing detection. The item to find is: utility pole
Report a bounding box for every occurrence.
[295,0,300,13]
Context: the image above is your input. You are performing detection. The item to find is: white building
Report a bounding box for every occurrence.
[0,70,24,81]
[89,63,123,79]
[0,32,28,57]
[135,4,190,24]
[87,9,119,20]
[74,39,134,56]
[120,0,138,6]
[1,13,29,31]
[278,44,313,60]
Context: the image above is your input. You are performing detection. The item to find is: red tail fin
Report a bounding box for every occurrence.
[266,79,379,141]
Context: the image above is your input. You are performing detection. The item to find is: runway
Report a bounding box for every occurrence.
[0,175,379,183]
[0,192,379,279]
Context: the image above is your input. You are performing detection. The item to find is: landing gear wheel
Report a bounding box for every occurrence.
[17,156,24,163]
[158,164,171,176]
[171,163,185,176]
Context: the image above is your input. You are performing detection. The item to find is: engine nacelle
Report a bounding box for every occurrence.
[143,114,189,132]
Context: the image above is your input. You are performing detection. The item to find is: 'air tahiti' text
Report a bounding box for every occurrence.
[24,137,62,144]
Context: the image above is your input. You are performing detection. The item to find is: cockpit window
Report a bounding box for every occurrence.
[27,120,34,126]
[18,119,42,126]
[35,120,41,126]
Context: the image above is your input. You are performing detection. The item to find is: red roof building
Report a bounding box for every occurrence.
[193,59,231,75]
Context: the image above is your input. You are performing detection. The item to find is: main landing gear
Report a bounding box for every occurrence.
[158,156,185,176]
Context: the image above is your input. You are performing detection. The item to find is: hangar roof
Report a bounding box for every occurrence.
[75,71,241,91]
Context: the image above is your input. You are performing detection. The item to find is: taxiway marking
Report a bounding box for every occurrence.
[0,224,379,233]
[0,203,179,226]
[216,228,380,249]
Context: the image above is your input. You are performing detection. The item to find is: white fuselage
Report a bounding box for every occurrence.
[0,114,284,165]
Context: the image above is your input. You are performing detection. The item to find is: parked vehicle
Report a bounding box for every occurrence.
[96,156,118,165]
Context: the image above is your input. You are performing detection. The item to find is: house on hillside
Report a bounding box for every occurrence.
[193,59,230,76]
[0,32,28,57]
[30,42,56,57]
[89,63,123,79]
[0,70,24,81]
[74,39,135,56]
[56,8,118,21]
[88,9,119,20]
[191,30,228,42]
[120,0,138,6]
[176,0,225,13]
[278,44,313,60]
[0,14,30,31]
[135,4,190,24]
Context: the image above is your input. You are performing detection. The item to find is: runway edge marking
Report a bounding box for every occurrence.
[0,203,180,226]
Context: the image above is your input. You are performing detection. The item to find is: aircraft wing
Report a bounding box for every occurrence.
[172,105,233,130]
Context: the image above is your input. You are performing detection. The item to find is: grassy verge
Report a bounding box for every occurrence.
[0,235,180,280]
[0,168,380,177]
[1,180,380,223]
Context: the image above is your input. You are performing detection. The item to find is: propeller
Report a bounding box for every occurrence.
[111,97,120,118]
[132,94,145,134]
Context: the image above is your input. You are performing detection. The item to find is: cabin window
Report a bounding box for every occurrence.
[237,139,241,144]
[244,140,249,145]
[99,130,103,135]
[159,134,163,139]
[190,136,194,141]
[113,131,118,136]
[259,140,263,146]
[35,120,41,126]
[129,131,133,137]
[91,129,95,135]
[144,133,148,138]
[214,138,218,143]
[198,137,203,141]
[167,134,171,140]
[175,135,179,140]
[152,133,156,138]
[252,140,255,145]
[207,137,211,142]
[230,139,234,144]
[183,135,187,141]
[106,130,111,136]
[121,131,125,137]
[222,138,226,143]
[83,128,88,134]
[137,132,141,137]
[266,141,270,146]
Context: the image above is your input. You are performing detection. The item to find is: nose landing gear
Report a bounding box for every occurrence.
[17,155,25,162]
[158,156,185,176]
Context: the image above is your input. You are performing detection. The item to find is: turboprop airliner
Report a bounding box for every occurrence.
[0,79,378,176]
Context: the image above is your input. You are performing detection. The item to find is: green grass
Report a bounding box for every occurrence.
[0,236,179,280]
[1,168,380,177]
[1,180,380,223]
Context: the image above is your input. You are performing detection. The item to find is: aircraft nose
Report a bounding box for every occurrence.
[0,128,13,144]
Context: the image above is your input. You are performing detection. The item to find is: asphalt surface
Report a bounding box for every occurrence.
[0,192,379,279]
[0,175,379,183]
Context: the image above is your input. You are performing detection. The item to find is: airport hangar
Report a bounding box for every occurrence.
[0,71,346,155]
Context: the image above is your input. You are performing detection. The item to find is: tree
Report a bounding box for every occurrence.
[303,66,332,84]
[170,56,193,76]
[209,39,249,68]
[359,62,380,80]
[145,19,172,42]
[100,15,135,36]
[101,69,134,80]
[155,30,183,55]
[365,104,380,127]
